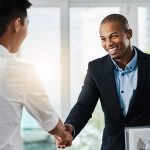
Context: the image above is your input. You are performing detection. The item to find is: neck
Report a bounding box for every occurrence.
[114,46,134,70]
[0,31,15,53]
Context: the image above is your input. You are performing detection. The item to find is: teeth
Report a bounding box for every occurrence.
[108,47,117,53]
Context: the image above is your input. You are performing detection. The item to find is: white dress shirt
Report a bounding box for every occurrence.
[0,45,59,150]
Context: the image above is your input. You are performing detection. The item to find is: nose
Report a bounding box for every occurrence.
[105,38,113,48]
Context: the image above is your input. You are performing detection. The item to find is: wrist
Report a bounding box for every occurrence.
[65,124,75,138]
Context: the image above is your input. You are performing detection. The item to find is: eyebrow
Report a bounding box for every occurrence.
[100,32,118,38]
[111,32,118,35]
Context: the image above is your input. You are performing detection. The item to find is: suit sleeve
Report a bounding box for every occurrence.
[65,62,100,138]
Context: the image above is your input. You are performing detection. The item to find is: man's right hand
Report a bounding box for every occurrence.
[55,124,73,149]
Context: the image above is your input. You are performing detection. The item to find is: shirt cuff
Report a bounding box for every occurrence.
[39,112,59,132]
[68,124,75,138]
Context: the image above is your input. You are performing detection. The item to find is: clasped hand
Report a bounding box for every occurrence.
[55,124,73,149]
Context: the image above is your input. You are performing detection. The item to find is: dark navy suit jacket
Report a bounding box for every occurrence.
[65,46,150,150]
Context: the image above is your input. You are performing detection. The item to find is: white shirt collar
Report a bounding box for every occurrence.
[0,44,17,58]
[0,44,12,55]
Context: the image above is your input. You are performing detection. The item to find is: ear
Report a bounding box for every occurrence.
[14,18,21,33]
[126,28,132,39]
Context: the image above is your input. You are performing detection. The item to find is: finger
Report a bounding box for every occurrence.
[55,136,63,143]
[57,141,72,148]
[64,141,72,147]
[58,144,67,149]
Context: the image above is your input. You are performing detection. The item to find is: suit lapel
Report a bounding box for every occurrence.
[126,48,147,116]
[100,56,125,118]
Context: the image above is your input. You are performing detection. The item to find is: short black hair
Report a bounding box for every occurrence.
[101,14,129,31]
[0,0,32,37]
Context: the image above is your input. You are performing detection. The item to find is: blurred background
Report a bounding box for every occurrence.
[17,0,150,149]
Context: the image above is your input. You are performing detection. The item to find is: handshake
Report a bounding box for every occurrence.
[50,120,74,149]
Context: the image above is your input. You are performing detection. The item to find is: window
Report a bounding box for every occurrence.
[20,7,60,150]
[20,7,61,129]
[138,7,150,53]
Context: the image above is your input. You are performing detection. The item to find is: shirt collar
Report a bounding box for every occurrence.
[112,47,137,72]
[0,44,15,57]
[0,44,11,55]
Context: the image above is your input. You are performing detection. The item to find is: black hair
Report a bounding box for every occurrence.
[101,14,129,31]
[0,0,32,36]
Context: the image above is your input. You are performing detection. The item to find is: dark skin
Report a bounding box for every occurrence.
[55,124,73,149]
[100,21,134,69]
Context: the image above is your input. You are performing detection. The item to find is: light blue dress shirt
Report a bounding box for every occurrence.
[112,49,138,115]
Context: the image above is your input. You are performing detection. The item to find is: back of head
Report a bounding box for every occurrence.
[101,14,129,31]
[0,0,32,37]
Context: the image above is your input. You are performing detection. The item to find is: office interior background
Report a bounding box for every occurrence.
[19,0,150,149]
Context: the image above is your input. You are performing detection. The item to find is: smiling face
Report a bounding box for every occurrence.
[100,21,133,64]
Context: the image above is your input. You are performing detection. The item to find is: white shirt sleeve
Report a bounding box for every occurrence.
[23,67,59,132]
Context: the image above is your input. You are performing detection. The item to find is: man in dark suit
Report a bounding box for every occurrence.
[56,14,150,150]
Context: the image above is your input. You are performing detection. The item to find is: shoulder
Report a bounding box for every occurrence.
[5,59,37,83]
[7,59,36,74]
[142,52,150,59]
[89,54,110,68]
[86,55,112,76]
[135,46,150,61]
[1,60,37,101]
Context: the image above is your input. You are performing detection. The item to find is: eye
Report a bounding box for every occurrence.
[111,34,118,38]
[100,37,106,42]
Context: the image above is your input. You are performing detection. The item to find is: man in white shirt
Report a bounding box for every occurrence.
[0,0,72,149]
